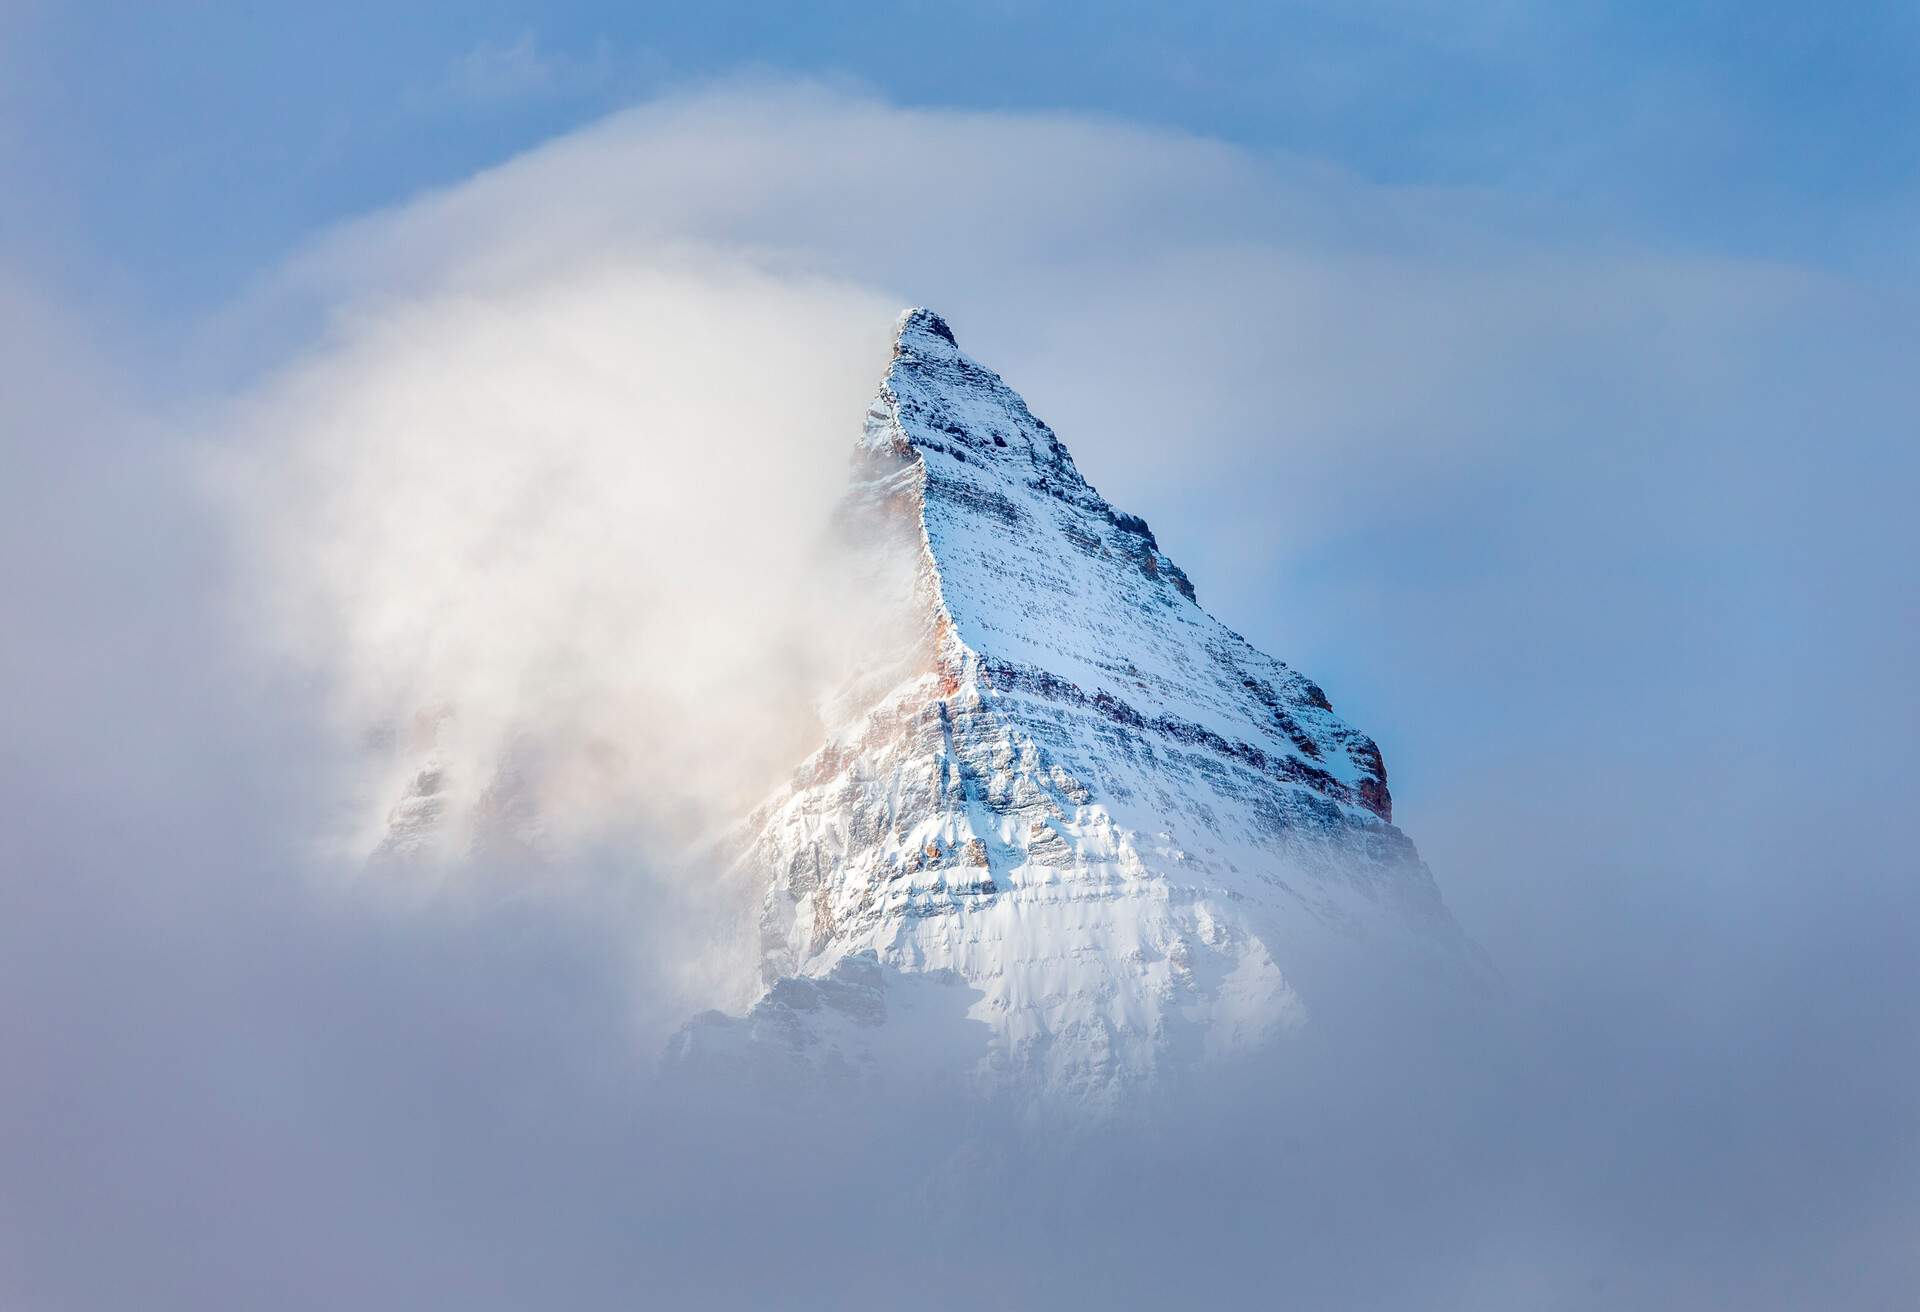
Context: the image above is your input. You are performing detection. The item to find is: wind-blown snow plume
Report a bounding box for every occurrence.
[222,261,908,864]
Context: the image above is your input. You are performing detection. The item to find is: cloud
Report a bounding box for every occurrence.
[4,81,1916,1309]
[442,32,578,102]
[219,258,900,849]
[416,32,650,109]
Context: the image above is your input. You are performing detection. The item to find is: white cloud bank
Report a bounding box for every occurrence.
[4,80,1915,1311]
[223,260,899,861]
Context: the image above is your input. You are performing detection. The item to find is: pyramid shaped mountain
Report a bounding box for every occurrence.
[672,309,1482,1102]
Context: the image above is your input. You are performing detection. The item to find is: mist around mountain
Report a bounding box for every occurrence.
[3,84,1915,1311]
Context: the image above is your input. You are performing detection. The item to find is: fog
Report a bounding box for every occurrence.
[2,84,1914,1309]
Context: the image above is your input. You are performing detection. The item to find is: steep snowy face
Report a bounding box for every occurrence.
[874,308,1394,822]
[679,309,1481,1104]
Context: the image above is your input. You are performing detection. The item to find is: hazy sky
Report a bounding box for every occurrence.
[6,2,1918,310]
[2,8,1915,1310]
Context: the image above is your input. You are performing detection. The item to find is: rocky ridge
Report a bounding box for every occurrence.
[671,309,1484,1104]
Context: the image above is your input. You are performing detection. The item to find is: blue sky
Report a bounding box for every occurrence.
[6,1,1917,317]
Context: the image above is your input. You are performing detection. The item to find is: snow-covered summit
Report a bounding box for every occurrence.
[672,309,1484,1105]
[880,306,1393,820]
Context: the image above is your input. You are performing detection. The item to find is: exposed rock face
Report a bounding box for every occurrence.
[674,309,1484,1106]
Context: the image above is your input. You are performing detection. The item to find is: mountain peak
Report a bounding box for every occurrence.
[894,305,959,348]
[670,310,1486,1106]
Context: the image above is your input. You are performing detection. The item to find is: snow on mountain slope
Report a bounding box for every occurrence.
[671,309,1485,1105]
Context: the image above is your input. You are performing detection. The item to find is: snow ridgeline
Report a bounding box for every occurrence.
[669,309,1486,1109]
